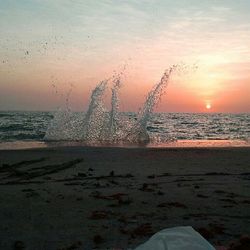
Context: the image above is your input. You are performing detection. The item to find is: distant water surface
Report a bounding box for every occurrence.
[0,111,249,143]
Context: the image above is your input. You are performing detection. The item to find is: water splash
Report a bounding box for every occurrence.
[125,65,178,143]
[109,74,122,137]
[44,65,179,145]
[83,80,108,141]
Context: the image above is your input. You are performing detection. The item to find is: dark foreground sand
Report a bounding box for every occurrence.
[0,146,250,250]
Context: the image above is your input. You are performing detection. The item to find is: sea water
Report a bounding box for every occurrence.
[0,111,249,142]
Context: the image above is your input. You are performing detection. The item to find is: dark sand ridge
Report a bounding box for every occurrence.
[0,146,250,249]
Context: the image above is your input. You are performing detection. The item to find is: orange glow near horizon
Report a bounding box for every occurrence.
[0,42,249,113]
[1,56,250,113]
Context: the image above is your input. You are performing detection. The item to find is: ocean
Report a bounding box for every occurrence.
[0,111,249,143]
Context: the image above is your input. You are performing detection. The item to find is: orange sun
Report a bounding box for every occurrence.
[206,103,211,109]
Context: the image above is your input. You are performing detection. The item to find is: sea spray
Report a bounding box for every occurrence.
[125,65,178,143]
[44,85,76,141]
[44,65,179,144]
[44,109,72,140]
[83,80,108,141]
[105,74,123,141]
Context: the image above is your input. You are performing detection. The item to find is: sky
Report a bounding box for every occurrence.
[0,0,250,113]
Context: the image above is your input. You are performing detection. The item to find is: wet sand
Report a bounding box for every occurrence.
[0,146,250,249]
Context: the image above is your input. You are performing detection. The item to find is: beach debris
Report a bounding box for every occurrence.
[94,182,101,187]
[240,172,250,176]
[93,234,104,244]
[120,223,153,238]
[125,173,134,178]
[157,202,187,208]
[119,213,153,225]
[228,235,250,250]
[109,179,119,185]
[220,198,238,205]
[222,205,234,208]
[197,227,215,240]
[196,224,225,240]
[22,188,34,192]
[25,191,39,198]
[156,190,164,195]
[76,173,134,181]
[22,188,39,198]
[91,192,132,207]
[241,200,250,204]
[197,194,209,198]
[205,172,230,176]
[64,182,82,186]
[13,240,25,250]
[157,173,172,177]
[147,174,155,179]
[58,241,82,250]
[57,194,64,199]
[215,247,227,250]
[132,223,153,238]
[208,223,225,235]
[77,172,86,177]
[120,227,130,234]
[91,192,128,201]
[108,196,133,207]
[118,196,133,205]
[139,183,154,192]
[225,192,239,198]
[135,212,155,217]
[118,215,128,224]
[214,190,227,194]
[89,210,109,220]
[43,176,52,180]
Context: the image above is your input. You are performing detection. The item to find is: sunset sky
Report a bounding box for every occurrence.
[0,0,250,113]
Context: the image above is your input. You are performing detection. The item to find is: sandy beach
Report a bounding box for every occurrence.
[0,145,250,249]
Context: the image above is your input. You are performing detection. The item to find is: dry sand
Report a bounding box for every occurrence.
[0,145,250,249]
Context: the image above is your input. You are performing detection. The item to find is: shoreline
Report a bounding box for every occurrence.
[0,139,250,151]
